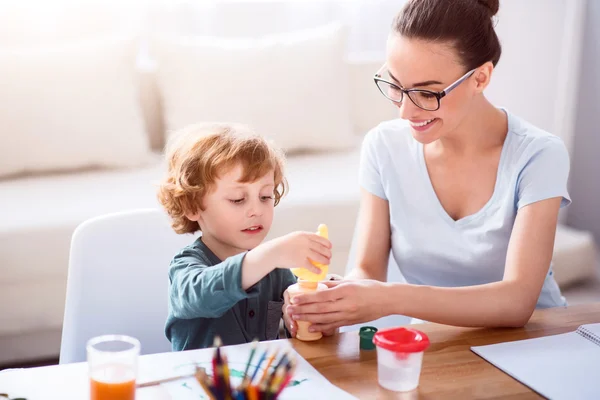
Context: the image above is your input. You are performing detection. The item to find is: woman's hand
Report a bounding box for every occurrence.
[283,285,338,337]
[285,279,391,333]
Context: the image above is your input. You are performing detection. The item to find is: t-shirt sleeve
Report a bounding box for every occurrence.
[516,137,571,210]
[359,128,387,200]
[168,250,257,319]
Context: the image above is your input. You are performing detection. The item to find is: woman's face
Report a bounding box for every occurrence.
[385,35,482,144]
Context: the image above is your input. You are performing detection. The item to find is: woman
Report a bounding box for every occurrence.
[283,0,570,334]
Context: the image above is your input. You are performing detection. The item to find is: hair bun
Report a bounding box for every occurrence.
[478,0,499,17]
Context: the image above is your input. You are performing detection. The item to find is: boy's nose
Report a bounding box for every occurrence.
[246,202,263,218]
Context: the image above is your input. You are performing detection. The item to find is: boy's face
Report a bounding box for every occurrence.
[193,164,276,259]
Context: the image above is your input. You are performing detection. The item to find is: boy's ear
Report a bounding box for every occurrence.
[184,195,203,221]
[184,210,201,221]
[184,202,201,221]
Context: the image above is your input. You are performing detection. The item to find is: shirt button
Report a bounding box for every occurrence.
[249,310,255,318]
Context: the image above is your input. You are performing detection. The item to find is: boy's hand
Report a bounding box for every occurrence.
[253,231,332,274]
[282,289,297,338]
[242,231,331,291]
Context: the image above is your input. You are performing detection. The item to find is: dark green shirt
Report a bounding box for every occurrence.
[165,238,297,350]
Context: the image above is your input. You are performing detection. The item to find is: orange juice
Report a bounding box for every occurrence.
[90,364,136,400]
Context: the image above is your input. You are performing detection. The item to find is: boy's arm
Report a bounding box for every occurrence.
[239,248,277,290]
[170,251,258,319]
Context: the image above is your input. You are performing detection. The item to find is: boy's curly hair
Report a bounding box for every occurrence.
[157,122,287,234]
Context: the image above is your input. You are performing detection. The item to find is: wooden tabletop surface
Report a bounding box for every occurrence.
[289,303,600,399]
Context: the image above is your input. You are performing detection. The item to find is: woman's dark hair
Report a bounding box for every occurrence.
[393,0,501,70]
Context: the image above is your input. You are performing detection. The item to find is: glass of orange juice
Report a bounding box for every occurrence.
[87,335,140,400]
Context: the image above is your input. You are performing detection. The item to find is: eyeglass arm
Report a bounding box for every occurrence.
[374,63,387,78]
[442,69,476,96]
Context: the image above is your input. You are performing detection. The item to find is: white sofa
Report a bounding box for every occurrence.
[0,2,597,365]
[0,57,400,365]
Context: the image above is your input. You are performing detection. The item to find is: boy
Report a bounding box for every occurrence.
[157,122,331,350]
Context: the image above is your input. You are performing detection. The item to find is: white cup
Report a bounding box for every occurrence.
[373,327,430,392]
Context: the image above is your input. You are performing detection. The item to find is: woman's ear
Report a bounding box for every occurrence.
[473,61,494,93]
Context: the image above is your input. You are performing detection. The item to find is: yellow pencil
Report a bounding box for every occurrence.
[194,367,217,400]
[273,360,297,398]
[268,365,286,393]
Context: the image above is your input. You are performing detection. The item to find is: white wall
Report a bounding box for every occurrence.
[2,0,583,150]
[567,0,600,244]
[482,0,585,155]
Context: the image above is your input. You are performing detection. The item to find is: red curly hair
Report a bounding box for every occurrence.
[157,122,287,234]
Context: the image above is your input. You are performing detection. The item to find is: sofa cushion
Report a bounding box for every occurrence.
[151,22,358,153]
[0,154,164,283]
[0,36,152,178]
[552,225,598,288]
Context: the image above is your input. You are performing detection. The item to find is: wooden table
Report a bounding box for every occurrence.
[1,303,599,399]
[291,303,600,399]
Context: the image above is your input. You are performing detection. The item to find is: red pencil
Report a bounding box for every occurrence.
[273,359,296,399]
[273,373,293,399]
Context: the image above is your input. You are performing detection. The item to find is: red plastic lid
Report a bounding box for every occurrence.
[373,327,430,353]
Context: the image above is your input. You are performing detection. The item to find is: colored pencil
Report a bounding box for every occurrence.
[242,339,259,382]
[194,367,217,400]
[250,348,268,383]
[223,353,233,400]
[199,342,296,400]
[257,349,279,386]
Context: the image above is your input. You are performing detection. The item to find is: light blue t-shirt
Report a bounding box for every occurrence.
[359,110,571,309]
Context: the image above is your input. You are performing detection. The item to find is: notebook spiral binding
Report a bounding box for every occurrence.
[576,325,600,346]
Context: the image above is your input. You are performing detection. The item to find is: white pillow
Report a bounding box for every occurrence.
[0,36,151,178]
[152,23,357,153]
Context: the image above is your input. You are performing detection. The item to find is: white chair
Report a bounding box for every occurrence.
[59,208,199,364]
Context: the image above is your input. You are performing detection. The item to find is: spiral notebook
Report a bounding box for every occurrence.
[471,323,600,399]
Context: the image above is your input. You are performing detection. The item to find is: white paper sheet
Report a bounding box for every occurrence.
[471,323,600,399]
[141,340,357,400]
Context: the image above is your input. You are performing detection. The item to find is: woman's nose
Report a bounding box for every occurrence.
[396,98,418,119]
[397,98,420,120]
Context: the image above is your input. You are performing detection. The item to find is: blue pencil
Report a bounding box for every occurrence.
[249,349,269,384]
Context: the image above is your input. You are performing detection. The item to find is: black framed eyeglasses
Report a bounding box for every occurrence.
[374,64,476,111]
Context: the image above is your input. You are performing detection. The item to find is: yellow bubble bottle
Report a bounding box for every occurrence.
[288,224,329,341]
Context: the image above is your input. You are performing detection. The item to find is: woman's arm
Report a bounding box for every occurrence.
[289,197,562,329]
[346,189,392,281]
[395,196,562,327]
